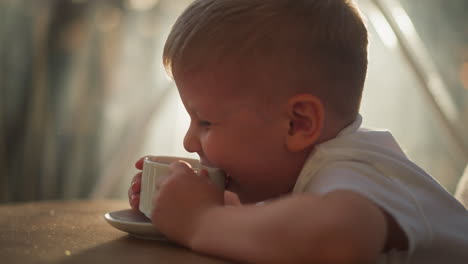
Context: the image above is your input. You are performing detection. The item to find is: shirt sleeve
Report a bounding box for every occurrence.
[304,160,431,258]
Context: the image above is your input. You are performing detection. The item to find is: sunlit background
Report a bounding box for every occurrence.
[1,0,467,203]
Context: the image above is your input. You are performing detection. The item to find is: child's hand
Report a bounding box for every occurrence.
[128,156,240,211]
[128,171,142,210]
[224,190,241,206]
[127,156,150,211]
[151,160,224,246]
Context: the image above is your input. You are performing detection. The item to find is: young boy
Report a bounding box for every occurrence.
[128,0,468,263]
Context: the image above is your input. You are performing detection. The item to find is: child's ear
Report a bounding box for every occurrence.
[285,94,324,152]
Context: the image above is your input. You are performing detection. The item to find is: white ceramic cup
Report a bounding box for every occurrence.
[139,156,225,219]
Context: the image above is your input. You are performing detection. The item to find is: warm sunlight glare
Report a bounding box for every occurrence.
[127,0,160,11]
[367,6,398,49]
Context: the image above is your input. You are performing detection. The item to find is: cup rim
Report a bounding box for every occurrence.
[143,156,221,171]
[144,156,198,165]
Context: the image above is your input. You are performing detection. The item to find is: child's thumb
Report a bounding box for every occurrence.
[224,191,241,206]
[199,169,210,178]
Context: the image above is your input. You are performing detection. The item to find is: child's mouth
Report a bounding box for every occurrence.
[198,156,213,166]
[224,173,231,188]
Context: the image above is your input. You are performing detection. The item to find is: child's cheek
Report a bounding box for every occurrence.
[202,133,228,168]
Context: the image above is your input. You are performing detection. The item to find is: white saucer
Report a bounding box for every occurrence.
[104,209,166,240]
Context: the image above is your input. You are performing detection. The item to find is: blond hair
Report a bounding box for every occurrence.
[163,0,368,120]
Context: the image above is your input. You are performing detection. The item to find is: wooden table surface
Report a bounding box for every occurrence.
[0,200,233,264]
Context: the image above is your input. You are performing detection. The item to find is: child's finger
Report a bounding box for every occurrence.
[135,156,149,170]
[224,190,242,206]
[199,169,210,179]
[155,175,169,190]
[128,172,142,195]
[131,170,142,181]
[198,169,216,184]
[128,186,133,200]
[130,193,140,210]
[131,176,141,193]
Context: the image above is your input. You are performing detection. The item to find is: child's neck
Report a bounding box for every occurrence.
[317,115,357,144]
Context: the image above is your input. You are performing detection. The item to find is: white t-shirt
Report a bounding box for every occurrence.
[292,114,468,264]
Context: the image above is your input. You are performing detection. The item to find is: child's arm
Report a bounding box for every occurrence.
[152,161,389,264]
[192,191,387,264]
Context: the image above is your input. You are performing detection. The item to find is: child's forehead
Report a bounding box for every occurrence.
[175,66,273,116]
[179,83,256,120]
[175,59,291,95]
[176,63,260,95]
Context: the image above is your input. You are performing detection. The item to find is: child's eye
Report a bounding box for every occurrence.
[198,120,212,127]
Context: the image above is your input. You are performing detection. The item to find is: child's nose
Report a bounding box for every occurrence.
[183,125,201,153]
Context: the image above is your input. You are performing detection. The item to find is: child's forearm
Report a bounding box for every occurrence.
[188,192,387,264]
